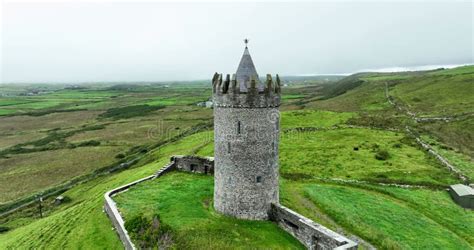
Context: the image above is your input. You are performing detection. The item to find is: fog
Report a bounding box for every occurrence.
[1,1,472,83]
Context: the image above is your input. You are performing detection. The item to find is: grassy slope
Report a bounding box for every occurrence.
[0,132,212,248]
[303,184,473,249]
[0,146,125,203]
[305,78,390,112]
[390,67,474,117]
[114,172,304,249]
[280,128,457,186]
[421,135,474,180]
[306,66,473,177]
[281,110,355,128]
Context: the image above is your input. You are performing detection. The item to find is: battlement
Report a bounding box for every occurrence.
[212,73,281,108]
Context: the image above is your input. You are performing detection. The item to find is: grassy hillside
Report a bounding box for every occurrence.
[0,66,472,249]
[389,69,474,117]
[306,65,474,171]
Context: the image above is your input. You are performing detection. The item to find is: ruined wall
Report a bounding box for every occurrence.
[172,155,214,175]
[270,204,358,250]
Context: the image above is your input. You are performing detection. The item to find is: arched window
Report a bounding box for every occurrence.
[237,121,241,134]
[227,142,231,153]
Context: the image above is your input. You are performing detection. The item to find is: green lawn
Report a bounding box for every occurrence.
[114,172,304,249]
[280,128,458,186]
[302,183,473,249]
[281,110,355,128]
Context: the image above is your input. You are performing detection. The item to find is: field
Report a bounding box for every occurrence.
[0,83,213,205]
[0,67,473,249]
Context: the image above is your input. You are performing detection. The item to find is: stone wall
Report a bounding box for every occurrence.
[172,155,214,175]
[104,162,175,250]
[270,204,358,250]
[104,175,155,250]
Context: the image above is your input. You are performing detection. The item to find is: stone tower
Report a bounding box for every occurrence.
[212,41,281,220]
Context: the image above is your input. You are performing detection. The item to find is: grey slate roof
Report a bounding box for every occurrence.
[450,184,474,196]
[236,46,262,92]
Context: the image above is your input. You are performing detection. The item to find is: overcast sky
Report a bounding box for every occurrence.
[1,1,472,83]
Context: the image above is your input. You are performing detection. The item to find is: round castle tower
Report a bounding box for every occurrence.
[213,42,281,220]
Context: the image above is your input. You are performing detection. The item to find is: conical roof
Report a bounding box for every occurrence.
[236,46,260,92]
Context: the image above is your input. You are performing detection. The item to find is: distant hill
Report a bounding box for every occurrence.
[313,65,474,114]
[306,65,474,157]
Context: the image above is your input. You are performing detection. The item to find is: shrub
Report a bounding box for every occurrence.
[125,214,149,234]
[376,174,388,179]
[0,226,10,233]
[375,149,390,161]
[115,153,126,159]
[76,140,101,147]
[412,97,422,102]
[392,143,402,148]
[125,213,173,249]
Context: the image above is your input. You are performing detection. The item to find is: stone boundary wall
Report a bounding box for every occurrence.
[270,204,358,250]
[405,127,468,182]
[385,82,468,183]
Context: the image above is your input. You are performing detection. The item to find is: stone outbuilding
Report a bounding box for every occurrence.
[448,184,474,209]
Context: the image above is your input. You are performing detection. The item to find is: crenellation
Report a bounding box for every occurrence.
[231,74,238,93]
[265,74,273,94]
[223,74,230,94]
[212,73,281,108]
[275,74,281,93]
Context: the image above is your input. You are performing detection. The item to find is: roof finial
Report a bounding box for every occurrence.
[244,38,249,48]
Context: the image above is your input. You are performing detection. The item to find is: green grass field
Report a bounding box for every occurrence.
[302,183,472,249]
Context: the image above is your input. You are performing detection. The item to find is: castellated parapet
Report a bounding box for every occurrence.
[213,69,281,220]
[212,73,281,108]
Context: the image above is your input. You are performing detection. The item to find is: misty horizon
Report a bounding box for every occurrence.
[0,63,471,85]
[2,1,472,84]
